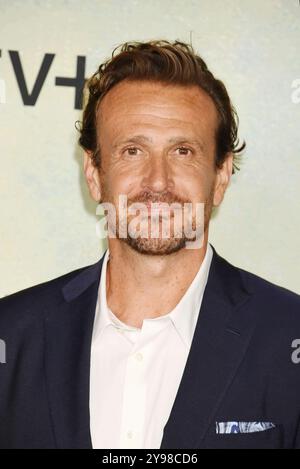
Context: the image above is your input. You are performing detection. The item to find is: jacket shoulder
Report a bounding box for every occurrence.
[236,264,300,327]
[0,261,97,322]
[238,265,299,302]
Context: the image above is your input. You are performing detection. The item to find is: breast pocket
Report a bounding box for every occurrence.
[203,425,283,449]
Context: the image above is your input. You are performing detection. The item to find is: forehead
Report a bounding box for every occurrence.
[98,80,219,138]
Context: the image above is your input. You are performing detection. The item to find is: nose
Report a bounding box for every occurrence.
[141,154,174,193]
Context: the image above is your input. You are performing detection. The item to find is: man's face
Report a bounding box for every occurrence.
[84,80,232,255]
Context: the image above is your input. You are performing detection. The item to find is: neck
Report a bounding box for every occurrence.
[105,230,209,328]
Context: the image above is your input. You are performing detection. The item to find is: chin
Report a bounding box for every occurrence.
[122,236,188,256]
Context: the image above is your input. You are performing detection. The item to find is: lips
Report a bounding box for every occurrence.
[145,202,174,216]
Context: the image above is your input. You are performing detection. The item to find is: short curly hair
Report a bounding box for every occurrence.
[76,39,245,174]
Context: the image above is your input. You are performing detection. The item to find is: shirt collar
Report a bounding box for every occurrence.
[93,243,213,349]
[167,243,213,348]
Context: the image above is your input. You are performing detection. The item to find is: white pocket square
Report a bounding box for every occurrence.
[216,422,276,434]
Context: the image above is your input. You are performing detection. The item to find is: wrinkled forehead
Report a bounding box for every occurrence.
[96,80,219,138]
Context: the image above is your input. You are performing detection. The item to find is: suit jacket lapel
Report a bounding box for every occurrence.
[160,245,255,449]
[43,256,105,449]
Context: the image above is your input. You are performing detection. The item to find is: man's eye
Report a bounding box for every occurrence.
[124,147,141,156]
[175,146,193,156]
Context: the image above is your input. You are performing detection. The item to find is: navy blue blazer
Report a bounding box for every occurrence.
[0,244,299,449]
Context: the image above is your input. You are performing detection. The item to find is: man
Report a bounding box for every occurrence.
[0,40,299,449]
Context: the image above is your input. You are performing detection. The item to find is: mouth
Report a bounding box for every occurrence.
[145,202,175,217]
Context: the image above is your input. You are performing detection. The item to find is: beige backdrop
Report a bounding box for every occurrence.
[0,0,299,297]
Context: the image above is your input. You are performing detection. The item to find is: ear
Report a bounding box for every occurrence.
[83,151,102,202]
[213,153,233,207]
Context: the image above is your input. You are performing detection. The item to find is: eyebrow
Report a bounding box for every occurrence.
[112,135,205,152]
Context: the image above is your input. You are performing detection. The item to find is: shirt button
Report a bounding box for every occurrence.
[135,352,143,362]
[127,431,133,439]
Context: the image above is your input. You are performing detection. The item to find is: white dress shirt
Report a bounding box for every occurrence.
[89,243,213,449]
